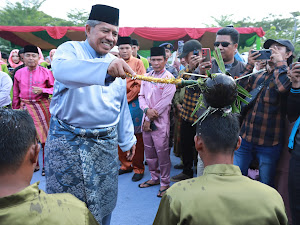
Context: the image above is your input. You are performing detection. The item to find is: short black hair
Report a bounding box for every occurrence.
[1,52,8,60]
[196,111,240,154]
[0,109,37,173]
[216,27,240,44]
[18,48,24,56]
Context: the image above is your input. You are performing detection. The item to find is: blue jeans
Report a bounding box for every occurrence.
[233,139,281,186]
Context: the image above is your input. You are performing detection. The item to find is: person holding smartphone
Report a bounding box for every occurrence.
[199,27,248,86]
[234,39,294,187]
[171,40,204,182]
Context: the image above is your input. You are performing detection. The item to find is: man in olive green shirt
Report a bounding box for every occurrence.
[0,109,99,225]
[153,111,288,225]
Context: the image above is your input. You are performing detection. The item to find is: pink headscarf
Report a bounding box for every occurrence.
[37,47,46,65]
[8,49,23,68]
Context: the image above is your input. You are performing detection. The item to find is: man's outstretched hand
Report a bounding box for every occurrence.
[108,58,136,79]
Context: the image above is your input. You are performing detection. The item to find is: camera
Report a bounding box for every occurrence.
[251,49,272,60]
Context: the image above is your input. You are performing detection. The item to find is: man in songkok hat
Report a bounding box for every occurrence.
[44,4,136,225]
[138,47,176,198]
[13,44,54,177]
[117,36,146,182]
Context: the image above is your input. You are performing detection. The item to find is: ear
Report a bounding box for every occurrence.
[234,136,242,151]
[285,51,293,60]
[85,24,91,37]
[233,43,238,51]
[29,143,40,165]
[194,135,204,153]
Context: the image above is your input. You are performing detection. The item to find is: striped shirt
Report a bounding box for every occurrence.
[240,61,291,146]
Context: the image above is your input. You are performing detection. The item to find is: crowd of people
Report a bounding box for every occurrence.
[0,3,300,225]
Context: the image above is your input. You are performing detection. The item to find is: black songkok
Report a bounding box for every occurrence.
[88,4,119,26]
[131,39,139,46]
[24,45,38,54]
[150,47,166,57]
[117,37,132,46]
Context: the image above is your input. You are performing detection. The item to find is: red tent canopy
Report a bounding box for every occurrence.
[0,26,265,50]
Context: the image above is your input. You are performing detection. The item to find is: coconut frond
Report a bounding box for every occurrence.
[191,94,205,117]
[213,48,226,74]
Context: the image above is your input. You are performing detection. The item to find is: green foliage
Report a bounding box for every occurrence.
[0,0,72,26]
[0,0,88,52]
[205,14,235,27]
[67,9,89,26]
[213,48,226,74]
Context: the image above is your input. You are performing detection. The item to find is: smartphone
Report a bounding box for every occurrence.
[193,49,199,56]
[251,49,272,60]
[150,121,157,131]
[298,57,300,62]
[202,48,211,62]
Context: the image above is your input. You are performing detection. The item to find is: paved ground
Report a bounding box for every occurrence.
[31,148,186,225]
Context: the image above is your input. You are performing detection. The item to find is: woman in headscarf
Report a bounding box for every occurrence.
[8,49,23,75]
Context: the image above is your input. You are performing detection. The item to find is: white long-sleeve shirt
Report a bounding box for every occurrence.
[0,71,12,107]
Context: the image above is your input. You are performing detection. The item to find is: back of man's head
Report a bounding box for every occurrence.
[217,27,240,44]
[1,52,8,60]
[0,109,37,174]
[196,111,240,154]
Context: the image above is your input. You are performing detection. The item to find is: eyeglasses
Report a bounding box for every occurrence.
[214,42,233,47]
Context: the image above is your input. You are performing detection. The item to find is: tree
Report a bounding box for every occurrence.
[0,0,77,52]
[67,9,88,27]
[0,0,73,26]
[205,14,235,27]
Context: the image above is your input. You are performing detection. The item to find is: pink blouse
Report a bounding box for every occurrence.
[12,66,54,109]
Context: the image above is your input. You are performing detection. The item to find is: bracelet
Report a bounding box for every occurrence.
[144,108,149,114]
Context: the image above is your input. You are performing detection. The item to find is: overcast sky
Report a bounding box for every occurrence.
[1,0,299,27]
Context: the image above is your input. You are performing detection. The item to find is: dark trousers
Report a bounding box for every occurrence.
[289,129,300,225]
[180,119,197,176]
